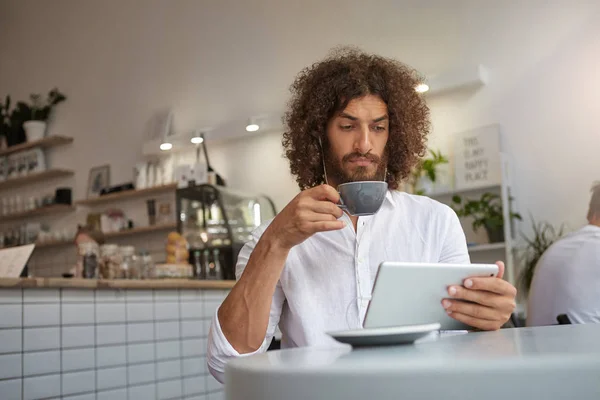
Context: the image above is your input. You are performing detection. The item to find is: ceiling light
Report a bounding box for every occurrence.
[246,117,260,132]
[159,142,172,151]
[415,83,430,93]
[191,131,204,144]
[246,123,259,132]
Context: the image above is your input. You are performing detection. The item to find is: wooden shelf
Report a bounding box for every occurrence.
[76,184,177,206]
[103,223,177,239]
[0,204,75,223]
[35,239,73,248]
[2,239,73,250]
[0,169,74,190]
[11,223,177,250]
[0,135,73,156]
[468,242,506,253]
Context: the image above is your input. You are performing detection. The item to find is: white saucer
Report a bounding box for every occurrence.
[327,323,441,347]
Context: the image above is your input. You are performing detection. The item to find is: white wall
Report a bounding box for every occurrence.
[426,5,600,234]
[177,130,300,212]
[0,0,599,252]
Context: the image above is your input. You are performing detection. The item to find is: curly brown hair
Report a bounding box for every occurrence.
[282,47,430,190]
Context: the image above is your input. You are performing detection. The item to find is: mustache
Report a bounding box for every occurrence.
[342,152,381,164]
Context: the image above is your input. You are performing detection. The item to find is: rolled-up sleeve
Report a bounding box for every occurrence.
[206,224,286,383]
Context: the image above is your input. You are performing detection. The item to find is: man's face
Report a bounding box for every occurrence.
[324,94,389,186]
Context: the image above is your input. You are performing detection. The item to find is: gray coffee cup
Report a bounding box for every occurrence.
[337,181,388,216]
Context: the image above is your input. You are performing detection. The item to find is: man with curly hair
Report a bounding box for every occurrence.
[207,48,517,382]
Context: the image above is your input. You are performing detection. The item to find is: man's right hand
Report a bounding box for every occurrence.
[217,185,344,355]
[264,184,346,251]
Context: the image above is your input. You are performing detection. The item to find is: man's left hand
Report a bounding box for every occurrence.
[442,261,517,331]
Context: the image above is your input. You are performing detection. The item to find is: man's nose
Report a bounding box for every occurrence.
[354,125,372,154]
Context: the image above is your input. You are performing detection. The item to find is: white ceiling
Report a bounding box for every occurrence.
[0,0,594,140]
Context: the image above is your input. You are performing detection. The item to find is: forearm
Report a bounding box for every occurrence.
[217,234,289,353]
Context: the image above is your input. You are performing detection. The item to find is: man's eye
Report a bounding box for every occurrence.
[374,126,387,132]
[340,125,353,131]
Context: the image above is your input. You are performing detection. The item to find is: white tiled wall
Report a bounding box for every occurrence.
[0,377,22,400]
[0,287,229,400]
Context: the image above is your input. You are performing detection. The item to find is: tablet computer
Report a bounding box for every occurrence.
[363,262,499,331]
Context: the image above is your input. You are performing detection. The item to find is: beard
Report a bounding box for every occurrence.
[324,148,388,185]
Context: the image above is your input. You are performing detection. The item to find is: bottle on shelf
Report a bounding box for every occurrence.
[203,248,213,280]
[190,248,205,280]
[213,248,223,280]
[78,242,99,279]
[204,247,224,280]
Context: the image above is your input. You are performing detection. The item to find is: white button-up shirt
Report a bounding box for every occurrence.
[207,191,470,382]
[527,225,600,326]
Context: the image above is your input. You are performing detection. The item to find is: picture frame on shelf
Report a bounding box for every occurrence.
[87,164,110,198]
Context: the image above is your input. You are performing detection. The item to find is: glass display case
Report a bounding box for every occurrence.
[176,184,277,280]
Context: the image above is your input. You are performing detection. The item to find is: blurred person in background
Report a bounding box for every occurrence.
[527,182,600,326]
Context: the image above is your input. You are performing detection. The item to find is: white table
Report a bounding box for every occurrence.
[225,324,600,400]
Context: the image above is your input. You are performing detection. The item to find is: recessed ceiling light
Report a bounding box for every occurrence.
[191,131,204,144]
[246,117,260,132]
[159,142,173,151]
[246,124,259,132]
[415,83,429,93]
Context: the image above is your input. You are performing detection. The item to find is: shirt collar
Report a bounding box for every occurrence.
[385,190,397,207]
[580,224,600,233]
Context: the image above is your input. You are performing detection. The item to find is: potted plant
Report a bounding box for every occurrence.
[517,217,565,295]
[14,88,66,142]
[410,149,449,195]
[452,192,522,243]
[0,95,25,147]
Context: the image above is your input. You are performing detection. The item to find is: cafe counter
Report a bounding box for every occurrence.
[0,277,236,290]
[0,278,234,400]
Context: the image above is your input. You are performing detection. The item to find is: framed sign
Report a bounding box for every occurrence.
[87,164,110,198]
[454,125,502,190]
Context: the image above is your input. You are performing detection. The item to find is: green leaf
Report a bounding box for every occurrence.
[426,168,435,182]
[415,148,449,184]
[517,215,566,295]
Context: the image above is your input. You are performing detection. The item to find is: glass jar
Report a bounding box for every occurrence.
[138,250,155,279]
[120,246,139,279]
[78,242,99,279]
[99,244,120,279]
